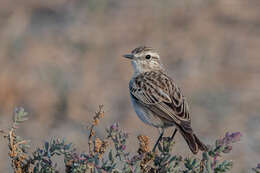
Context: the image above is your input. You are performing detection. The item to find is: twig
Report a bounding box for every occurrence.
[87,105,104,173]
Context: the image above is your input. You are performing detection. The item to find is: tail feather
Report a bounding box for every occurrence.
[194,134,208,151]
[179,128,207,154]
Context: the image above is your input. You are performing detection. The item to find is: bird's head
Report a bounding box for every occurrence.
[123,46,163,74]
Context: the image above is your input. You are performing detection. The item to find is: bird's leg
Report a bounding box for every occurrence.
[152,128,164,152]
[170,128,178,141]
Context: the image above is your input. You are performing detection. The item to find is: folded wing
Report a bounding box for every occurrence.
[129,71,191,128]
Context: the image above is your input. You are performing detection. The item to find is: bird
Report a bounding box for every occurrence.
[123,46,207,154]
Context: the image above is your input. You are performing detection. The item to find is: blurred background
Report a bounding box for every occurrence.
[0,0,260,172]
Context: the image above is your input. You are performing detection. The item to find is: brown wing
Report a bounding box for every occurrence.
[130,71,208,154]
[129,70,191,127]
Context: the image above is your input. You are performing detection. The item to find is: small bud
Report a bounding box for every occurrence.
[223,146,232,153]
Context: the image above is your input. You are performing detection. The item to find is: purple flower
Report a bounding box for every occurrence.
[211,156,217,168]
[111,123,119,131]
[219,132,242,146]
[215,132,241,156]
[72,153,79,160]
[121,145,126,151]
[131,155,142,163]
[229,132,242,143]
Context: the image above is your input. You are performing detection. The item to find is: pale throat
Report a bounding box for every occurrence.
[131,60,163,75]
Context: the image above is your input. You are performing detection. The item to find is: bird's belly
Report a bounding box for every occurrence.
[130,97,165,128]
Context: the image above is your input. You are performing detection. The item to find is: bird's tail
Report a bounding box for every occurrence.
[179,128,208,154]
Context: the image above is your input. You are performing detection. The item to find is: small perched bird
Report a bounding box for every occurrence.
[123,46,207,154]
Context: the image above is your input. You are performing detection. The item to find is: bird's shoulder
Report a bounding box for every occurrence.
[129,70,179,104]
[130,70,176,92]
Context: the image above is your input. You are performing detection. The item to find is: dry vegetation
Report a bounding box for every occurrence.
[2,107,245,172]
[0,0,260,172]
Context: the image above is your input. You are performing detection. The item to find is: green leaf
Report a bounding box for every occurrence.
[158,142,163,152]
[168,156,177,163]
[109,150,113,162]
[13,107,29,124]
[64,143,72,150]
[45,142,49,151]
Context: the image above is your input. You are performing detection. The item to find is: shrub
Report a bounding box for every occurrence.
[1,106,253,173]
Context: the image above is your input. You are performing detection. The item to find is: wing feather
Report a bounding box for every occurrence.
[129,71,191,127]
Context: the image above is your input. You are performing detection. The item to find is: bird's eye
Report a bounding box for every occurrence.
[145,55,151,59]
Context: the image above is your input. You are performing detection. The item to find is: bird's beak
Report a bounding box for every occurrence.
[122,54,134,59]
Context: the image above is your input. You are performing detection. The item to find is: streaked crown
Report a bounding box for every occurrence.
[123,46,163,74]
[131,46,154,54]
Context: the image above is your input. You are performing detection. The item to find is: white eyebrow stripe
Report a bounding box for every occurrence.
[149,52,159,58]
[138,52,159,58]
